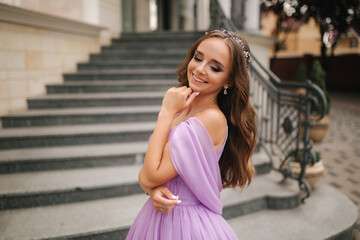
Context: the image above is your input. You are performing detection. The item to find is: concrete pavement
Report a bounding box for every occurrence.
[313,92,360,239]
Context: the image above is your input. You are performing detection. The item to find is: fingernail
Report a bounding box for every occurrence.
[176,195,179,200]
[177,200,182,204]
[171,195,177,199]
[195,92,200,96]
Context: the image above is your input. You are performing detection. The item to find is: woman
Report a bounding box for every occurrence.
[126,29,256,239]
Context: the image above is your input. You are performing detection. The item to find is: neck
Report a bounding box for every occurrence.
[187,91,219,116]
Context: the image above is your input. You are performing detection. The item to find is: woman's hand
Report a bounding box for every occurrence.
[161,87,198,117]
[148,185,181,213]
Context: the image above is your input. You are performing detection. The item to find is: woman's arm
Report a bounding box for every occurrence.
[139,87,198,189]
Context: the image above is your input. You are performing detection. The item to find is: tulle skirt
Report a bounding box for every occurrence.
[126,199,238,240]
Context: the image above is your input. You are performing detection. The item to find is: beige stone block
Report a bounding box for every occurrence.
[42,36,56,52]
[0,52,5,69]
[7,70,27,79]
[0,99,10,116]
[8,79,27,98]
[26,70,43,78]
[24,34,43,51]
[42,53,61,68]
[5,51,25,69]
[27,78,45,96]
[43,74,62,84]
[0,71,6,81]
[26,51,43,70]
[0,81,9,98]
[9,98,27,113]
[67,39,81,52]
[54,37,68,53]
[0,33,4,49]
[2,31,25,50]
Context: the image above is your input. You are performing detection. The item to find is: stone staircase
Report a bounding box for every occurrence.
[0,32,357,240]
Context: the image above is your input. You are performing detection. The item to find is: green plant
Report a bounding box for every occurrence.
[310,60,331,114]
[295,62,307,83]
[288,148,321,165]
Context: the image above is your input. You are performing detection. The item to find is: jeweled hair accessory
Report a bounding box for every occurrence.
[205,29,251,68]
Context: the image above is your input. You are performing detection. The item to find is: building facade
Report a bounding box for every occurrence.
[0,0,271,117]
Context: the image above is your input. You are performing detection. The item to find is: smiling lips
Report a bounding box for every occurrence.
[192,73,208,83]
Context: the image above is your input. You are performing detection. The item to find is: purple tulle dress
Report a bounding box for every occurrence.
[126,117,238,239]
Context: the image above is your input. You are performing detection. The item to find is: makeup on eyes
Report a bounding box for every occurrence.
[193,51,224,73]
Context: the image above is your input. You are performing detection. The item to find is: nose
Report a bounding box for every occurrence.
[195,61,206,75]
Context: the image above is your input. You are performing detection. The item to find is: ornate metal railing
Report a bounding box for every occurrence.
[210,0,327,202]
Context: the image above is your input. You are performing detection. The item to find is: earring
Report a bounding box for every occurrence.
[224,86,228,95]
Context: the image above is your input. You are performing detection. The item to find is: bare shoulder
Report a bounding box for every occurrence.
[196,108,227,147]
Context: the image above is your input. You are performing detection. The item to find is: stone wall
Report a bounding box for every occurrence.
[0,0,85,22]
[0,21,100,116]
[0,1,117,117]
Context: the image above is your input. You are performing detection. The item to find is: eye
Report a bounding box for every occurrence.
[193,55,202,61]
[211,66,222,72]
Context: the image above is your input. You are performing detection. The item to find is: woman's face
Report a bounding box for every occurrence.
[187,37,231,95]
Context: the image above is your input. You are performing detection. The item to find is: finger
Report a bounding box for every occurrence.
[155,195,179,207]
[161,186,177,200]
[152,190,179,207]
[185,91,199,106]
[183,87,193,96]
[160,188,181,206]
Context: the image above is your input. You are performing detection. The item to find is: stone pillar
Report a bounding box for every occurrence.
[231,0,245,29]
[218,0,231,18]
[170,0,179,31]
[82,0,99,25]
[122,0,135,32]
[243,0,260,33]
[196,0,210,30]
[180,0,196,31]
[135,0,150,32]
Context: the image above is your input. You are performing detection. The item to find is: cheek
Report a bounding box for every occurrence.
[209,72,228,86]
[187,59,196,73]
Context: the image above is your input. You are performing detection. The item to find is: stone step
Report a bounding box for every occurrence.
[0,140,270,174]
[0,153,272,210]
[0,122,155,150]
[112,34,199,42]
[85,58,182,65]
[228,185,358,240]
[46,80,176,94]
[100,44,188,51]
[0,171,301,239]
[90,52,185,62]
[63,69,177,81]
[0,141,148,173]
[109,41,194,50]
[0,165,143,210]
[27,92,164,109]
[1,105,161,128]
[100,48,188,55]
[77,61,180,71]
[119,31,203,39]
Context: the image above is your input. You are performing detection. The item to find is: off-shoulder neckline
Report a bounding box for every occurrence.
[171,116,228,154]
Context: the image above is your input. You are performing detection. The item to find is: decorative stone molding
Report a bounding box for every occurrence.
[0,3,105,36]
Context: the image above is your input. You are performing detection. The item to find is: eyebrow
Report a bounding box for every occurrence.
[195,50,225,68]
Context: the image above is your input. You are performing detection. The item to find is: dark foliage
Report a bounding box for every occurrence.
[261,0,360,69]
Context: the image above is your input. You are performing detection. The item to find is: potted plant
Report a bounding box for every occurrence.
[288,149,325,190]
[297,60,331,142]
[307,60,331,142]
[293,61,307,95]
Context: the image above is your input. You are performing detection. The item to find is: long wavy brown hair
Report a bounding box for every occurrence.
[176,30,257,189]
